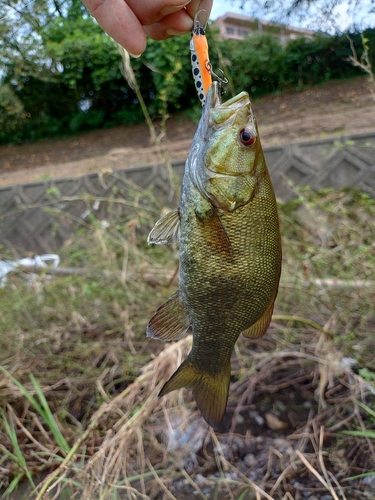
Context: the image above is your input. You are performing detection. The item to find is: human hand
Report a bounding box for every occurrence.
[80,0,213,57]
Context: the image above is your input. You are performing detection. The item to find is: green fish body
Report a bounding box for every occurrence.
[147,83,281,427]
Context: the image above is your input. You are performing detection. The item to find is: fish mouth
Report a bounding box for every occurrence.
[206,83,251,128]
[207,82,250,110]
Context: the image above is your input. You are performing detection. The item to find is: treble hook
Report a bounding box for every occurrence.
[205,62,228,87]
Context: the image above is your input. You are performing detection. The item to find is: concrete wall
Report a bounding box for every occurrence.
[1,131,375,253]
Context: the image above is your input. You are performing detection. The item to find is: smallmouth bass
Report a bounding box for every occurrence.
[147,82,282,428]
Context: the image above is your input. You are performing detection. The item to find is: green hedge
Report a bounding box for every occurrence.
[0,17,372,144]
[221,31,368,97]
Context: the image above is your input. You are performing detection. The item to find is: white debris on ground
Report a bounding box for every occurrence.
[0,254,60,287]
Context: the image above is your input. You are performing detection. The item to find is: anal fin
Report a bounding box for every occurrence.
[241,301,274,339]
[148,209,180,245]
[147,290,190,341]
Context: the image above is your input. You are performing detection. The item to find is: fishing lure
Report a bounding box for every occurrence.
[190,10,213,106]
[190,10,228,106]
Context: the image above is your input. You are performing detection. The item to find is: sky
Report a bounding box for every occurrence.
[210,0,375,33]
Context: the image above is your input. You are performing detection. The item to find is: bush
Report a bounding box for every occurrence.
[1,12,371,144]
[0,84,26,143]
[282,34,361,88]
[220,34,284,97]
[218,32,365,97]
[69,109,105,133]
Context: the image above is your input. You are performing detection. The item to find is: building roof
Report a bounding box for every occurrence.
[213,12,316,42]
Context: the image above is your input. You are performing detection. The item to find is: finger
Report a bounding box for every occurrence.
[185,0,213,20]
[125,0,192,26]
[143,9,194,40]
[81,0,147,56]
[143,0,213,41]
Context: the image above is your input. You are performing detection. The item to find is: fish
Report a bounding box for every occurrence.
[147,81,282,428]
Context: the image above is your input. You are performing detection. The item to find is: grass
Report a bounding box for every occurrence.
[0,180,375,499]
[0,408,36,495]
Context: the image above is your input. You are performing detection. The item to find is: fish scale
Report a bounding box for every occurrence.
[147,73,281,427]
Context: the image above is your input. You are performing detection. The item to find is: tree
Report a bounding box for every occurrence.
[0,84,26,142]
[0,0,145,140]
[0,0,68,78]
[0,0,202,142]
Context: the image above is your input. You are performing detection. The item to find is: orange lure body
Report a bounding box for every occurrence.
[190,10,212,106]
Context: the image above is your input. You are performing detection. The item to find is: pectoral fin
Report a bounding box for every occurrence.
[241,301,274,339]
[209,214,233,256]
[196,211,233,258]
[194,196,233,257]
[148,209,180,245]
[146,290,190,341]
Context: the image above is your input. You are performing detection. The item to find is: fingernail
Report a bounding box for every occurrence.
[160,2,190,16]
[128,52,142,58]
[165,27,190,36]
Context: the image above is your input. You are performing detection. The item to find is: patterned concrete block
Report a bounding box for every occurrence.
[1,132,374,253]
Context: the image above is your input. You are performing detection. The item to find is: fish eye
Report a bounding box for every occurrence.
[239,128,256,147]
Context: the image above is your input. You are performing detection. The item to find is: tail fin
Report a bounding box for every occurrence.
[159,358,231,428]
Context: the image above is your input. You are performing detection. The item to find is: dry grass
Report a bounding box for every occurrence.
[0,182,375,499]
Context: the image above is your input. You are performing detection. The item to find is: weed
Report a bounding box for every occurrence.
[0,408,36,495]
[0,185,374,498]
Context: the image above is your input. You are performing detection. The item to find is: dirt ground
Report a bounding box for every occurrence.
[1,76,375,187]
[1,76,375,499]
